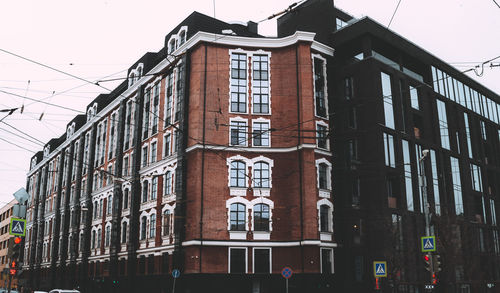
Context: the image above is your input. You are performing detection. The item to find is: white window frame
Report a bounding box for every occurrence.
[320,248,334,274]
[312,53,329,119]
[251,51,272,115]
[228,247,248,274]
[317,199,334,233]
[315,158,332,198]
[228,49,249,114]
[229,117,248,146]
[251,118,271,147]
[252,247,272,274]
[316,120,329,150]
[226,155,251,196]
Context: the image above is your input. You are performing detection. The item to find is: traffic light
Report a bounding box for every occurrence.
[433,254,441,272]
[11,236,22,260]
[423,254,433,272]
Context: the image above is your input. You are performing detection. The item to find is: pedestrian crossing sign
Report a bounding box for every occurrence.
[421,236,436,252]
[373,261,387,277]
[9,217,26,237]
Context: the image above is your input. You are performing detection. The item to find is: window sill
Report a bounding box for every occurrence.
[319,189,331,198]
[253,231,270,240]
[229,231,247,240]
[320,232,333,241]
[253,188,270,197]
[229,187,247,197]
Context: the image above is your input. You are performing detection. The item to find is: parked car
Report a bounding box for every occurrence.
[48,290,80,293]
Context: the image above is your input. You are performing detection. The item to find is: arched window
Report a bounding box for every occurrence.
[320,205,330,232]
[230,161,246,187]
[149,214,156,238]
[169,39,176,53]
[163,210,172,236]
[253,204,270,231]
[253,162,269,188]
[122,222,127,243]
[319,163,328,190]
[105,226,111,247]
[230,203,246,231]
[142,182,149,203]
[140,216,147,240]
[164,172,172,195]
[179,31,186,46]
[123,189,129,210]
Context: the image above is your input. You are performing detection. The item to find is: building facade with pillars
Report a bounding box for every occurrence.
[22,9,336,293]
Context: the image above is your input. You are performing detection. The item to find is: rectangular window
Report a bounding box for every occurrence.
[151,142,157,163]
[470,164,482,192]
[230,120,247,146]
[100,120,107,165]
[436,99,450,150]
[317,124,328,149]
[314,57,327,117]
[409,86,419,109]
[464,113,473,159]
[321,248,333,274]
[123,157,129,177]
[152,83,159,134]
[494,230,500,255]
[229,248,246,274]
[230,53,247,113]
[253,248,270,274]
[381,72,395,129]
[165,73,173,125]
[173,130,179,153]
[429,150,441,215]
[348,107,357,129]
[252,121,269,147]
[402,140,414,211]
[109,113,116,159]
[480,120,487,141]
[151,177,157,200]
[142,146,148,167]
[491,199,497,226]
[450,156,464,215]
[383,133,396,168]
[164,134,171,157]
[124,102,131,150]
[143,89,151,139]
[344,77,353,100]
[252,55,269,114]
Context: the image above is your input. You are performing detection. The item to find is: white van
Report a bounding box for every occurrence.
[48,290,80,293]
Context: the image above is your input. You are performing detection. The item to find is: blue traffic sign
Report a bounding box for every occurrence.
[373,261,387,278]
[281,267,293,279]
[421,236,436,252]
[9,218,26,237]
[172,269,180,278]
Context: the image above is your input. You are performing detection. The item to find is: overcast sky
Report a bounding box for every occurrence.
[0,0,499,205]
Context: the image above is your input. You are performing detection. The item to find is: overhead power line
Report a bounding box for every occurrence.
[493,0,500,8]
[388,0,403,28]
[0,90,84,113]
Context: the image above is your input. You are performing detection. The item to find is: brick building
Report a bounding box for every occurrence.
[22,7,335,293]
[0,199,17,288]
[21,0,500,292]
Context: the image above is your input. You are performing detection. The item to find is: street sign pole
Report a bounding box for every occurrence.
[172,277,176,293]
[285,278,288,293]
[172,269,180,293]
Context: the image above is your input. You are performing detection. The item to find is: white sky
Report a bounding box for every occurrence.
[0,0,499,204]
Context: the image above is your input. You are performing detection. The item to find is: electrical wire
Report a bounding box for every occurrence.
[493,0,500,8]
[387,0,402,28]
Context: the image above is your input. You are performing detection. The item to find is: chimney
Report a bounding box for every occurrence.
[247,21,258,34]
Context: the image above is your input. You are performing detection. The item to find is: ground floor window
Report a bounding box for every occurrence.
[253,248,270,274]
[229,248,247,273]
[321,248,333,274]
